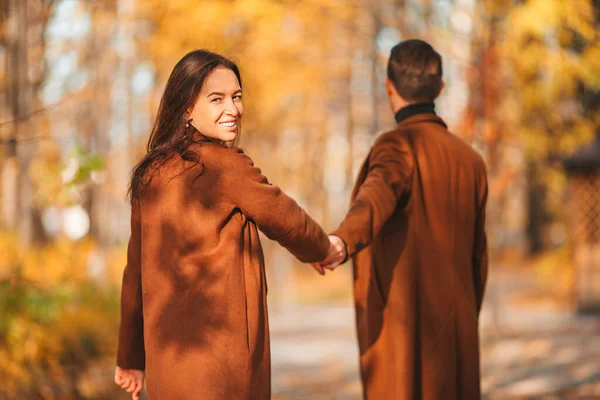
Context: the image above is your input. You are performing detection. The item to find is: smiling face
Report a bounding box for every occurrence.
[186,67,243,142]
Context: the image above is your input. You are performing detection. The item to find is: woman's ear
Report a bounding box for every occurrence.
[185,103,195,119]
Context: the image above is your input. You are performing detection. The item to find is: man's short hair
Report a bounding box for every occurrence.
[387,39,443,103]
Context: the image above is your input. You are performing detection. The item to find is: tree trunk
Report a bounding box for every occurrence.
[3,0,30,241]
[2,0,53,243]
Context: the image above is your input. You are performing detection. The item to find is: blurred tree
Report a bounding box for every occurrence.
[502,0,600,253]
[464,0,599,255]
[465,0,522,253]
[85,0,120,246]
[136,0,358,140]
[0,0,57,244]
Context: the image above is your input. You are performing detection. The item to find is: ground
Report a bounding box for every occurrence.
[269,268,600,399]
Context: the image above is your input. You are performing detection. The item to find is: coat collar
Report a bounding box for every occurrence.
[394,102,435,124]
[397,113,448,129]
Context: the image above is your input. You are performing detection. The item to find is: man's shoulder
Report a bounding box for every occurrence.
[447,133,487,168]
[392,121,487,171]
[444,134,488,180]
[373,127,413,149]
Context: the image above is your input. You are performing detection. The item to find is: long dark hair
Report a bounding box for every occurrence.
[128,50,242,201]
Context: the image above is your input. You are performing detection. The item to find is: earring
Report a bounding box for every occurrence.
[186,119,191,128]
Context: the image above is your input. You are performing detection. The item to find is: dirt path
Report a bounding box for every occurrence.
[270,269,600,399]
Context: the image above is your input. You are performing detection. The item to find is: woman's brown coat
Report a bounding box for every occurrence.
[116,140,329,399]
[333,114,488,400]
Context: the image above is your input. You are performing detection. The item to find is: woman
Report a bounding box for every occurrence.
[114,50,330,399]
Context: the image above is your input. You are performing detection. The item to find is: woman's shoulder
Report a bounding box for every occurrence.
[195,143,254,170]
[141,154,190,185]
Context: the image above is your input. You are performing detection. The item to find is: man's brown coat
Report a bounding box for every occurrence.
[333,114,488,400]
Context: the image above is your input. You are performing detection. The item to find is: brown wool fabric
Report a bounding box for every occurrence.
[333,114,488,400]
[117,142,329,399]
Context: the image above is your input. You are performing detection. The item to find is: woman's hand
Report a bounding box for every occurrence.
[312,235,347,272]
[115,366,145,400]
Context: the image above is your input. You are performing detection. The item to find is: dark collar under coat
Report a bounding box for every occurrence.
[394,103,447,129]
[394,102,436,125]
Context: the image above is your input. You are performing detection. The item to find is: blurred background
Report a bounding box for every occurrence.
[1,0,600,398]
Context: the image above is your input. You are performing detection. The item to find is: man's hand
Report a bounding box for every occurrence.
[312,235,347,272]
[115,366,145,400]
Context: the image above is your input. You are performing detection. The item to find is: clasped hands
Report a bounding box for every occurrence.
[311,235,347,275]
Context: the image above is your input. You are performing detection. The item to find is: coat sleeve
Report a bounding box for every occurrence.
[223,149,329,263]
[472,167,489,315]
[332,134,414,259]
[116,200,145,370]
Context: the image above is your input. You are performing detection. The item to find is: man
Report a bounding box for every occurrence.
[317,39,488,399]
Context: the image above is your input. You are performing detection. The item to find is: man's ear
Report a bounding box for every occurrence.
[436,80,445,99]
[385,78,396,98]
